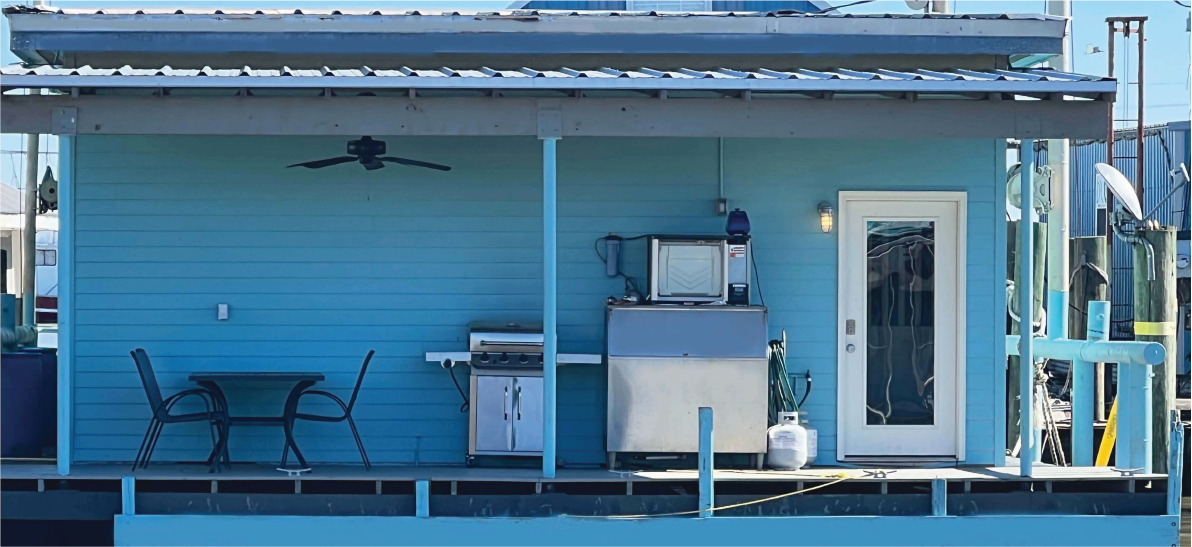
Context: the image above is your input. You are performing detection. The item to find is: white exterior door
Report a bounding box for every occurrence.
[837,192,966,460]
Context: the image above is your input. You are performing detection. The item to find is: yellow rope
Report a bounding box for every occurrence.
[569,472,854,519]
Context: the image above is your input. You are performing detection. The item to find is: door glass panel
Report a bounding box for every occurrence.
[865,220,935,426]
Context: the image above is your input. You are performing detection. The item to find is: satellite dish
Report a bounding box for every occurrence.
[1006,163,1052,213]
[904,0,929,9]
[1094,163,1143,220]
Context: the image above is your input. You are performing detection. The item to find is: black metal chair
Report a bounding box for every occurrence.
[283,350,374,470]
[130,349,228,472]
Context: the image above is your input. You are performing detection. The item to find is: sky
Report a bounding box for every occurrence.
[2,0,1190,193]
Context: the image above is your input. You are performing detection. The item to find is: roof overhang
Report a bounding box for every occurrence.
[4,8,1067,65]
[0,65,1115,100]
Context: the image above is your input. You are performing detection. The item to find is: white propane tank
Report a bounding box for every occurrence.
[800,411,818,466]
[766,411,808,470]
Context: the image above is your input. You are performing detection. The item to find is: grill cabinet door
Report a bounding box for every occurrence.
[512,376,544,452]
[474,375,513,452]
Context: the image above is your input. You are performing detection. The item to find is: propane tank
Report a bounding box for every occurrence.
[766,411,808,470]
[800,411,818,466]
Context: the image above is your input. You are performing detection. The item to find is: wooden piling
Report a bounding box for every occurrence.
[1132,227,1177,474]
[1069,236,1109,421]
[1008,220,1048,449]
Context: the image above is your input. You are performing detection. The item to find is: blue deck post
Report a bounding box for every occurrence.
[1117,360,1153,473]
[121,476,135,515]
[931,478,946,516]
[57,136,74,476]
[1167,411,1185,518]
[698,407,714,518]
[416,480,429,517]
[542,137,558,479]
[1072,301,1109,466]
[1019,140,1035,478]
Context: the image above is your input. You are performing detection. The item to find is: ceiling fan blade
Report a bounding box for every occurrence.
[379,157,452,172]
[287,156,357,169]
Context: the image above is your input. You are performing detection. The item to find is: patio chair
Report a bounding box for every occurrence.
[283,350,374,470]
[130,348,228,472]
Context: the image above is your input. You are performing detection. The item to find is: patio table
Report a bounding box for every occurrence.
[188,372,325,471]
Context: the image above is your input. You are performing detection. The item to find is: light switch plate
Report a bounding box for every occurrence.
[217,303,229,321]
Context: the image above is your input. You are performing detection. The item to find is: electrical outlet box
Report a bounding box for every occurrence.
[217,303,229,321]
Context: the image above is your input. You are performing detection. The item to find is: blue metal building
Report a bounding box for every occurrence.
[0,5,1182,547]
[1068,121,1191,339]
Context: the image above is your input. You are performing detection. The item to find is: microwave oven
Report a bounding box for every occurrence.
[647,235,751,304]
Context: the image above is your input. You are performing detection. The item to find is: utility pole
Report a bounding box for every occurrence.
[1133,227,1176,473]
[21,0,47,328]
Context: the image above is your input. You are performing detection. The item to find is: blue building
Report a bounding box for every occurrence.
[0,5,1181,546]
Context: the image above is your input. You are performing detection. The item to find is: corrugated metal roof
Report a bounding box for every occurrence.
[0,64,1115,97]
[2,6,1059,19]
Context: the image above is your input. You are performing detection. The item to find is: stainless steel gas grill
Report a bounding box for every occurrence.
[468,322,545,370]
[424,323,601,466]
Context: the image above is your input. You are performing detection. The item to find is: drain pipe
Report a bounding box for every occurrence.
[1045,0,1072,342]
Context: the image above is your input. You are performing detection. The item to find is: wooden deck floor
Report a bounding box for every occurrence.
[0,461,1165,483]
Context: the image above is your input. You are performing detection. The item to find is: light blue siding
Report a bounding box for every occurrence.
[71,136,1001,466]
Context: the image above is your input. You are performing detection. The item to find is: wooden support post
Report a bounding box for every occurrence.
[698,406,714,518]
[1133,227,1177,473]
[1069,237,1109,422]
[1007,220,1047,452]
[416,480,430,518]
[931,479,946,516]
[121,476,135,516]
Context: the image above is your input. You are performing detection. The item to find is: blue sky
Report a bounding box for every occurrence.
[2,0,1189,191]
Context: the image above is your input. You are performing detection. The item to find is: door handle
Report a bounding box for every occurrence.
[515,386,522,420]
[503,386,509,420]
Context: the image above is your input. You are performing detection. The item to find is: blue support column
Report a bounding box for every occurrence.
[1117,360,1153,473]
[931,479,947,516]
[698,407,714,518]
[57,136,74,477]
[1019,140,1035,478]
[1167,411,1185,518]
[416,480,429,517]
[1072,301,1109,466]
[121,476,135,515]
[542,137,558,480]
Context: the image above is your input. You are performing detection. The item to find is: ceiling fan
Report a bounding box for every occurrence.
[287,136,452,172]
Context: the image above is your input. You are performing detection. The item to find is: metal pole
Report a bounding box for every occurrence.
[22,133,39,327]
[1045,0,1071,350]
[1019,140,1036,477]
[1135,20,1145,207]
[698,407,714,518]
[1105,21,1116,311]
[541,137,558,479]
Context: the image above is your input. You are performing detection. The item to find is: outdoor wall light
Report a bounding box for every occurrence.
[818,202,834,233]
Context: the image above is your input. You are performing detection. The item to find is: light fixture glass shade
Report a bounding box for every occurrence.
[818,203,834,233]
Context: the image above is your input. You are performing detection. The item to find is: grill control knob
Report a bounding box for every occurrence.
[519,354,529,364]
[479,352,490,363]
[499,353,509,364]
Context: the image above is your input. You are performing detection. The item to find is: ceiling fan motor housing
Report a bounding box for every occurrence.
[348,136,385,157]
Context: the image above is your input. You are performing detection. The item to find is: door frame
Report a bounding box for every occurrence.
[835,191,967,462]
